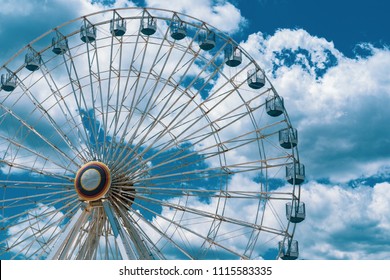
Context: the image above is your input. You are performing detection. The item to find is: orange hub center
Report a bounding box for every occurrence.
[74,161,111,201]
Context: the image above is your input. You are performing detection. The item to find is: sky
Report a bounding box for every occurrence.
[1,0,390,260]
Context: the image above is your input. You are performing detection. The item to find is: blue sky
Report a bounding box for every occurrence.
[237,0,389,57]
[1,0,390,259]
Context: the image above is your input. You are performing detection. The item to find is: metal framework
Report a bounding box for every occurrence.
[0,7,305,260]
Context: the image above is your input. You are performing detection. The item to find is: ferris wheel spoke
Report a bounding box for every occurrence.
[110,40,230,174]
[63,207,96,259]
[114,190,282,257]
[129,156,290,186]
[74,208,106,259]
[124,193,250,259]
[266,199,288,233]
[114,190,202,258]
[0,180,73,188]
[123,186,294,202]
[135,192,285,236]
[0,189,74,208]
[114,37,153,143]
[82,25,109,161]
[124,119,286,180]
[1,201,80,259]
[115,195,208,259]
[117,209,166,260]
[106,27,145,155]
[0,196,76,219]
[47,206,94,260]
[0,103,80,171]
[4,226,58,259]
[1,207,62,236]
[102,32,125,163]
[38,60,91,162]
[74,207,122,260]
[95,36,119,163]
[14,69,84,167]
[1,194,79,228]
[61,47,101,159]
[100,199,145,259]
[0,159,74,182]
[108,75,181,173]
[109,198,159,259]
[111,64,257,177]
[108,33,184,168]
[108,28,214,171]
[111,194,193,259]
[0,134,77,176]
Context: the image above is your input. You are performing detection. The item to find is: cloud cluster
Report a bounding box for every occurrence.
[145,0,246,34]
[235,29,390,258]
[239,29,390,183]
[297,181,390,259]
[0,0,102,64]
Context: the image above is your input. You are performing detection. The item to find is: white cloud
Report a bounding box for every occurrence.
[296,181,390,259]
[0,0,36,16]
[145,0,246,34]
[238,29,390,182]
[240,29,343,76]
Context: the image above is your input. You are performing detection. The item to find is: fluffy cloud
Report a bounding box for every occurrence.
[0,0,100,63]
[0,0,37,16]
[297,181,390,259]
[145,0,246,34]
[239,29,390,182]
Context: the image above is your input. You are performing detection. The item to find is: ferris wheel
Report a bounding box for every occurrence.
[0,7,306,260]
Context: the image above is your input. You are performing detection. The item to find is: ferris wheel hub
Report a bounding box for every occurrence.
[74,161,111,201]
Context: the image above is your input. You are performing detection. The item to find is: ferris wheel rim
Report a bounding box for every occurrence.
[0,7,304,260]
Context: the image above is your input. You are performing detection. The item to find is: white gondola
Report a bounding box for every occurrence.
[224,44,242,67]
[286,162,305,185]
[198,30,216,51]
[110,18,126,37]
[170,20,186,40]
[279,128,298,149]
[80,23,96,43]
[52,36,68,55]
[247,69,265,89]
[140,16,157,36]
[266,95,284,117]
[1,73,17,92]
[25,51,41,72]
[279,239,299,260]
[286,201,306,223]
